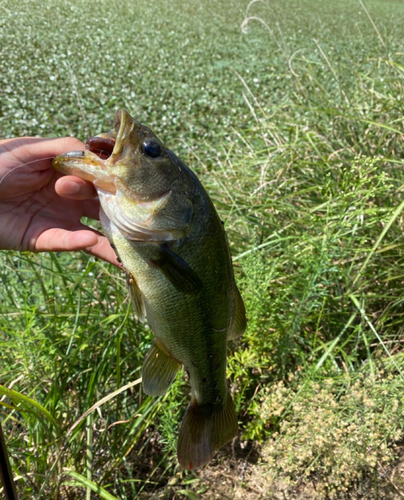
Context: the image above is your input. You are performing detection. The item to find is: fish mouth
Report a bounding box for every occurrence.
[86,108,133,160]
[52,108,133,193]
[86,136,116,160]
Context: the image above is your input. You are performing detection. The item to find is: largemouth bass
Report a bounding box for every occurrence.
[53,109,246,469]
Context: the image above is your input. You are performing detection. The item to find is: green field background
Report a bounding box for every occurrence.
[1,0,404,498]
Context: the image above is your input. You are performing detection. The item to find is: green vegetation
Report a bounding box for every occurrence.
[1,0,404,498]
[249,369,404,498]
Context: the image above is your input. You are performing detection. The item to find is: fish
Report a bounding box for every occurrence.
[52,108,246,469]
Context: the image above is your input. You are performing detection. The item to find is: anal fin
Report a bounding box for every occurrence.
[142,340,181,396]
[228,287,246,340]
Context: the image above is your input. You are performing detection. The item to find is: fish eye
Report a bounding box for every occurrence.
[141,140,161,158]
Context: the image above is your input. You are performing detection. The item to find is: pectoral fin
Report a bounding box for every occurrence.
[149,245,203,294]
[142,340,182,396]
[228,287,246,340]
[126,272,146,323]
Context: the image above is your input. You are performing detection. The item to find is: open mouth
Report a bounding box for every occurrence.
[84,108,131,160]
[86,136,116,160]
[53,109,133,193]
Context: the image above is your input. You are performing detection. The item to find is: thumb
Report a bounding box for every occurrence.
[34,227,121,267]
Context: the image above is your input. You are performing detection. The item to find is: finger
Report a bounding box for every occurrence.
[35,227,99,252]
[82,199,101,220]
[55,176,100,219]
[55,176,97,200]
[34,227,121,268]
[3,136,86,168]
[83,237,123,269]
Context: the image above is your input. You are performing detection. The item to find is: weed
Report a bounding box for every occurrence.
[249,367,404,499]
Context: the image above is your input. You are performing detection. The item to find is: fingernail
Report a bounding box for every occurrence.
[62,181,81,195]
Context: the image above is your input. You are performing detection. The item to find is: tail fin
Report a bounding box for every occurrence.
[177,394,238,469]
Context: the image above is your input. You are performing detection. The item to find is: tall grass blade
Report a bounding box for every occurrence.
[66,378,142,438]
[0,385,60,431]
[64,470,119,500]
[349,294,404,378]
[352,200,404,287]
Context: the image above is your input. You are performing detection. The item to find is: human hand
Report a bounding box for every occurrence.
[0,136,119,266]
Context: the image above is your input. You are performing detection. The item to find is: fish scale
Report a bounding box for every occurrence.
[53,108,246,469]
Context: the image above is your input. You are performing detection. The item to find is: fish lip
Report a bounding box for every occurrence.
[110,108,133,157]
[53,149,105,166]
[52,149,116,193]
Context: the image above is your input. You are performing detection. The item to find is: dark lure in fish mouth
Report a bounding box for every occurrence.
[86,136,116,160]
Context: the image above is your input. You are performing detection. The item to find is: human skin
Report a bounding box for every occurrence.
[0,136,119,266]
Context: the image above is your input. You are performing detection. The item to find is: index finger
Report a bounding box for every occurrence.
[1,137,85,170]
[55,175,98,200]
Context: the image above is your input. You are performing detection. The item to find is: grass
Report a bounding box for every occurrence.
[1,0,404,498]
